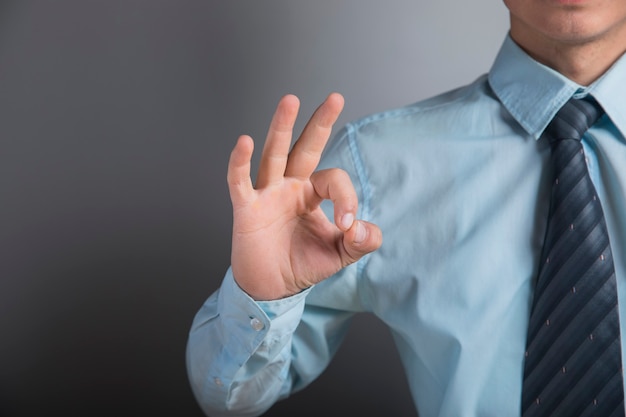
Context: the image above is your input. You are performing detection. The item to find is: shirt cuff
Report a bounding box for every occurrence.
[218,267,312,344]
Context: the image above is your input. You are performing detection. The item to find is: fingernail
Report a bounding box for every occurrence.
[354,221,366,243]
[341,213,354,230]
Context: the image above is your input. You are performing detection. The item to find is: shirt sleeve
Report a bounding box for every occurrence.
[185,267,356,417]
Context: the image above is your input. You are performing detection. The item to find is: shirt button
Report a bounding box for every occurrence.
[250,317,264,331]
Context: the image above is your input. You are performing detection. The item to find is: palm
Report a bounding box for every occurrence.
[232,177,344,298]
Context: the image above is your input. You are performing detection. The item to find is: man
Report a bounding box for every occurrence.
[187,0,626,415]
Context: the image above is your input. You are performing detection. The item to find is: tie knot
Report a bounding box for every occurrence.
[543,97,604,144]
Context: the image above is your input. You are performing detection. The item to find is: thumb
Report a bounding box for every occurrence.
[341,220,382,265]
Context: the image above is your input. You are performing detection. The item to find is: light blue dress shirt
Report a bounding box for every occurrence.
[186,35,626,417]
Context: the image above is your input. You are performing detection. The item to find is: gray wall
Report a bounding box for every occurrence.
[0,1,508,416]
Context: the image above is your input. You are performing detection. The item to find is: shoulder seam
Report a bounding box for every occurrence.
[349,76,486,131]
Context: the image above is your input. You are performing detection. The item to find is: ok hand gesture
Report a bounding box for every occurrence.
[227,93,382,300]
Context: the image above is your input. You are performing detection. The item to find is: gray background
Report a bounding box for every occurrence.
[0,1,508,416]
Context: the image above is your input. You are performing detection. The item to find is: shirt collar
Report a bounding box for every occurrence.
[488,34,626,141]
[588,52,626,138]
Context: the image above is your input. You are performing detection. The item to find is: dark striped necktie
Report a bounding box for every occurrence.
[521,97,625,417]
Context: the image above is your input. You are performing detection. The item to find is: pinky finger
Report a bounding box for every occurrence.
[227,135,255,204]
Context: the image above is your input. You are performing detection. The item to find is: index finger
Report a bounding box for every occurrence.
[284,92,344,179]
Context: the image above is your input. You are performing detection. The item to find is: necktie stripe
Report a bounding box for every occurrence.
[534,337,622,416]
[570,98,600,128]
[578,370,625,417]
[552,145,587,202]
[527,238,613,343]
[545,142,590,231]
[547,180,599,242]
[524,271,618,382]
[533,202,608,304]
[548,112,588,140]
[525,272,618,378]
[521,97,624,417]
[523,303,621,414]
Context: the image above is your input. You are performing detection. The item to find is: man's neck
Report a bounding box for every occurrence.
[510,17,626,86]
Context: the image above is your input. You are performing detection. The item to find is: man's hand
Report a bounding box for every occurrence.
[227,92,382,300]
